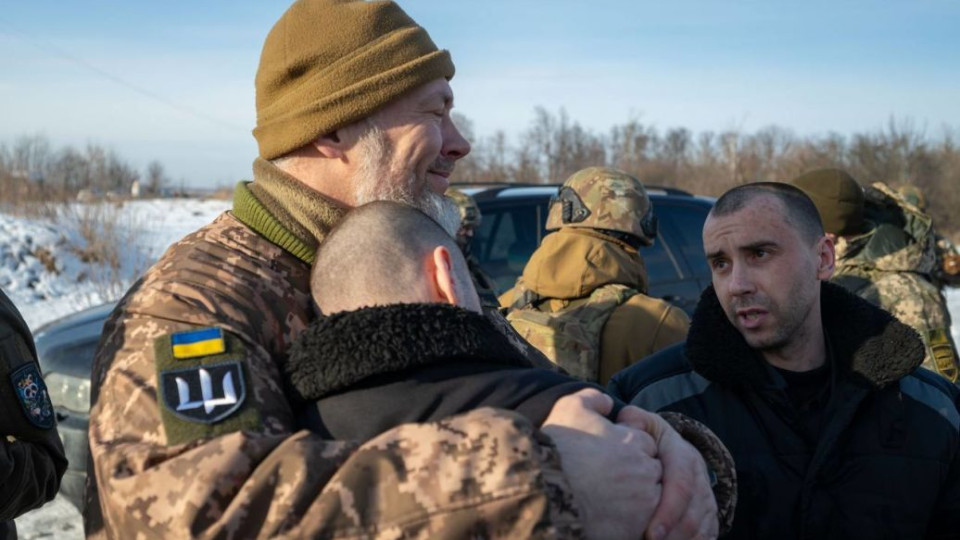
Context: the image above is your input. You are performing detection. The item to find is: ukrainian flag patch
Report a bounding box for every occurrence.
[171,327,226,359]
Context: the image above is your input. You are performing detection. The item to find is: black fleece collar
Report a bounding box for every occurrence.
[285,303,533,401]
[685,281,924,390]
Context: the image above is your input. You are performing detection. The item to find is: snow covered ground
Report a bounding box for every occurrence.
[1,198,958,537]
[2,198,231,332]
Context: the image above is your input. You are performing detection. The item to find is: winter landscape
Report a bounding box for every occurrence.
[3,198,959,538]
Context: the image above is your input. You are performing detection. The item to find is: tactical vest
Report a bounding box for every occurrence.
[505,283,637,382]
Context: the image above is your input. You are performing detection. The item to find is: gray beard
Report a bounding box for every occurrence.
[353,126,460,237]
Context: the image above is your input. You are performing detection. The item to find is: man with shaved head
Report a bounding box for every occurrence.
[311,201,480,315]
[610,182,960,539]
[287,201,737,540]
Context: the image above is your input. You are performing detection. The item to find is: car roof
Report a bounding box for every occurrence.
[454,182,715,204]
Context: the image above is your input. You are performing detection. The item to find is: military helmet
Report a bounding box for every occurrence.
[897,184,927,212]
[445,187,482,229]
[546,167,657,246]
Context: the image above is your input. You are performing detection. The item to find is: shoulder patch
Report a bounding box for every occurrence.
[10,364,54,429]
[171,327,226,359]
[154,329,260,445]
[160,361,246,424]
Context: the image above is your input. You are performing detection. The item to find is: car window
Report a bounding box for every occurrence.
[655,201,711,280]
[640,232,683,286]
[472,200,547,294]
[472,201,547,292]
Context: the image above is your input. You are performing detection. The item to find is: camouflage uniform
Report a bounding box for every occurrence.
[897,184,960,288]
[0,288,67,540]
[446,187,499,307]
[833,182,959,381]
[936,236,960,287]
[501,168,689,385]
[86,159,582,539]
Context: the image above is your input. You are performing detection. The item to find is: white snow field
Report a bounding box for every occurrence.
[1,198,958,538]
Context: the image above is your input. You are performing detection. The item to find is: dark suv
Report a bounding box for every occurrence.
[465,183,714,315]
[34,184,715,510]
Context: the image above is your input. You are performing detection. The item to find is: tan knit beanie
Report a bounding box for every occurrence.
[253,0,455,160]
[789,168,866,236]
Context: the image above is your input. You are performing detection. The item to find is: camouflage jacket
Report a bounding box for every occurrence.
[833,182,959,381]
[501,228,689,385]
[86,167,583,539]
[0,288,67,539]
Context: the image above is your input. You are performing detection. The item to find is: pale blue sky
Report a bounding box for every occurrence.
[2,1,958,188]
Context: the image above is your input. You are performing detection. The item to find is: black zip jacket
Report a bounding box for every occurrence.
[284,303,603,439]
[609,282,960,540]
[0,289,67,540]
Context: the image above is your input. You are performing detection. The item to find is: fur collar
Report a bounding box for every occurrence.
[285,303,533,401]
[686,281,924,390]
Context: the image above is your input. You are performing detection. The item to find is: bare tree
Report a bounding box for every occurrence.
[146,161,169,195]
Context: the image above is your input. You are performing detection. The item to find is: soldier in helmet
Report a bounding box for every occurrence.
[500,167,690,385]
[790,168,960,381]
[445,187,499,307]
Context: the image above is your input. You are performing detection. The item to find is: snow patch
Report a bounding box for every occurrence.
[1,199,230,331]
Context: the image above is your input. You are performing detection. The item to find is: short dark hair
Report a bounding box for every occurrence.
[311,201,469,314]
[711,182,824,243]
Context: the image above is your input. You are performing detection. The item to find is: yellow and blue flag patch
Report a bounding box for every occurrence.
[171,327,226,359]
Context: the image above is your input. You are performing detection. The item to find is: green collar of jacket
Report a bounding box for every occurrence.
[232,158,347,264]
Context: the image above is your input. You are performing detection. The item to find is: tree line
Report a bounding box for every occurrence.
[0,135,170,207]
[3,111,958,239]
[454,109,960,239]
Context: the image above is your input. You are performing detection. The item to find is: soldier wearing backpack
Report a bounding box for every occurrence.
[790,168,960,381]
[500,167,690,384]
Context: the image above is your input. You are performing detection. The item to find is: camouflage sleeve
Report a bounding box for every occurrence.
[88,300,581,538]
[288,407,582,538]
[873,273,959,381]
[659,412,736,537]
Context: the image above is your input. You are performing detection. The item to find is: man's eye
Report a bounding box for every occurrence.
[755,249,768,258]
[710,260,727,270]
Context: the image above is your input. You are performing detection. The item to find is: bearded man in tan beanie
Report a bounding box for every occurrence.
[85,1,726,538]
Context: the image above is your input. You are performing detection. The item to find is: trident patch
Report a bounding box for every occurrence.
[160,361,246,424]
[11,364,55,429]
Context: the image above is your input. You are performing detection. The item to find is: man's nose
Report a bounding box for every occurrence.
[727,263,756,297]
[442,116,471,160]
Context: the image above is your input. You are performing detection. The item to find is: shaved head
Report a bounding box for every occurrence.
[711,182,824,244]
[312,201,479,314]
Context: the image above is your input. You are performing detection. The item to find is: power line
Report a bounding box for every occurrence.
[0,16,248,134]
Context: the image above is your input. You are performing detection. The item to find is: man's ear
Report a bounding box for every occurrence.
[816,234,836,281]
[309,131,348,160]
[429,246,460,306]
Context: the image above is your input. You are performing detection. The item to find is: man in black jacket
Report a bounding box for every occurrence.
[287,200,737,540]
[609,182,960,539]
[0,288,67,539]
